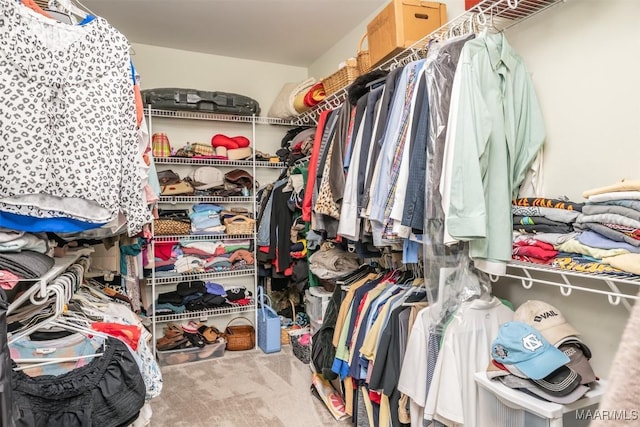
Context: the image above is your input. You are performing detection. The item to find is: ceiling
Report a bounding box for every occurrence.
[79,0,388,67]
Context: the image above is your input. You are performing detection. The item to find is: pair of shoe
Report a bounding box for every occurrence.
[157,323,206,351]
[184,320,224,344]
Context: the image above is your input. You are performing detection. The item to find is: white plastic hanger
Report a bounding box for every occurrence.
[48,0,87,19]
[10,278,107,371]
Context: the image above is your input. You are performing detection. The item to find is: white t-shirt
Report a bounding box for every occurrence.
[397,305,435,427]
[424,297,514,427]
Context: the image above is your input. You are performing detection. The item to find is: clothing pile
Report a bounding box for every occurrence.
[510,180,640,277]
[153,281,253,315]
[154,239,253,276]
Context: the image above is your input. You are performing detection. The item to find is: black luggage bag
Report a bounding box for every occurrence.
[141,88,260,116]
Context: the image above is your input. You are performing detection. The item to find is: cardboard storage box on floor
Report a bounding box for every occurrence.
[367,0,447,67]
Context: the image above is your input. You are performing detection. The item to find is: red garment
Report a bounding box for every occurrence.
[369,390,382,405]
[258,246,270,254]
[91,322,141,351]
[302,110,330,221]
[154,241,176,261]
[234,298,252,306]
[512,255,553,265]
[512,245,558,260]
[513,238,555,251]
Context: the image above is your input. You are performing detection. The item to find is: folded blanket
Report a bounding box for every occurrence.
[0,251,54,279]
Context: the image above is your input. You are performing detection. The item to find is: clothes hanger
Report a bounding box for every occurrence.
[47,0,87,19]
[9,275,107,369]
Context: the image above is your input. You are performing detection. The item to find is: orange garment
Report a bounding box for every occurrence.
[134,82,143,127]
[21,0,51,18]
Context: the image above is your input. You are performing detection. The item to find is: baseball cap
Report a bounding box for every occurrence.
[486,359,510,379]
[498,374,590,404]
[192,167,224,190]
[559,342,597,384]
[514,300,579,345]
[491,321,570,380]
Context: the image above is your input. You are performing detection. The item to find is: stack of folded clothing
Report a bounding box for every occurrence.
[511,197,583,265]
[576,179,640,276]
[154,239,254,276]
[153,281,254,314]
[189,204,225,235]
[489,300,597,404]
[0,230,54,289]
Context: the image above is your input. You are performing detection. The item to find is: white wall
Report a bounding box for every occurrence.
[307,0,466,79]
[131,42,308,155]
[131,42,308,122]
[493,0,640,380]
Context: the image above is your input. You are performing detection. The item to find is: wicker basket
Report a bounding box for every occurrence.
[280,299,298,345]
[224,317,255,351]
[224,214,256,235]
[321,58,359,96]
[357,33,371,75]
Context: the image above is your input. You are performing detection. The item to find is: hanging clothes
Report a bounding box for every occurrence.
[0,0,151,236]
[440,30,546,275]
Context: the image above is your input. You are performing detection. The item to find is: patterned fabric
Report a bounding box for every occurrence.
[0,0,151,236]
[152,133,172,158]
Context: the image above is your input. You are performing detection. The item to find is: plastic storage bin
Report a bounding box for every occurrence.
[305,286,332,322]
[475,372,606,427]
[157,339,226,366]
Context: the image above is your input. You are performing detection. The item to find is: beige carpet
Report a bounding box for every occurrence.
[150,346,345,426]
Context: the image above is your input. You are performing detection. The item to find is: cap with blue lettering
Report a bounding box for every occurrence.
[491,321,570,380]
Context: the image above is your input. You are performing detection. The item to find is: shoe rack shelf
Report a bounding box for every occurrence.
[154,303,256,323]
[153,268,256,285]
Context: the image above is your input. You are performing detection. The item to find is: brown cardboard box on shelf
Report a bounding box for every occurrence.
[367,0,447,67]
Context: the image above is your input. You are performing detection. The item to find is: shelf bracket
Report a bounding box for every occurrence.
[559,273,573,297]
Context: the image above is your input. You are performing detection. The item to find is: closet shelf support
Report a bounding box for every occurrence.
[501,261,639,312]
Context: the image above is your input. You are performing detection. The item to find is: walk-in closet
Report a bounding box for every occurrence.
[1,0,639,426]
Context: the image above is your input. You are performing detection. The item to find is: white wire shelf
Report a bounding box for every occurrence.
[292,0,564,125]
[153,303,255,323]
[147,108,295,126]
[153,268,256,285]
[154,157,286,168]
[159,195,253,204]
[154,234,254,242]
[501,260,640,312]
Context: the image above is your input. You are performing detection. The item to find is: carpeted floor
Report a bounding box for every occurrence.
[150,346,344,426]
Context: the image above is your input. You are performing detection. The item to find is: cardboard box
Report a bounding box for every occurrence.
[367,0,447,67]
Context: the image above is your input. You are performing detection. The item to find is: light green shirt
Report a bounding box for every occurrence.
[446,31,545,275]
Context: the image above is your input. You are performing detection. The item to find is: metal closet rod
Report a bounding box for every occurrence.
[293,0,563,126]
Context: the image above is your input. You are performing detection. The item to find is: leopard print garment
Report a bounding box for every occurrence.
[0,0,151,236]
